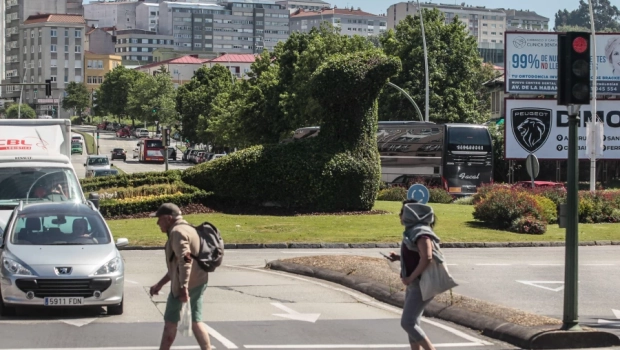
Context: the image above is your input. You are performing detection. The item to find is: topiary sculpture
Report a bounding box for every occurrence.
[182,51,402,212]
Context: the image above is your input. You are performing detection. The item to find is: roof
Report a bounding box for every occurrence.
[504,9,549,21]
[291,8,383,18]
[208,54,257,63]
[136,55,208,70]
[23,14,86,25]
[19,202,95,216]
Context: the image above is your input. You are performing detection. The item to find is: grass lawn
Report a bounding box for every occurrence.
[106,201,620,246]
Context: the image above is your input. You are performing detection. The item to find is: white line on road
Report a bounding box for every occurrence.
[205,324,238,349]
[529,264,563,266]
[582,264,615,266]
[244,342,488,348]
[5,347,210,350]
[475,263,511,266]
[228,265,494,347]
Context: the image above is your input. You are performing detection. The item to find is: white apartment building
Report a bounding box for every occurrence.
[388,2,506,65]
[84,1,142,30]
[275,0,330,12]
[19,14,86,118]
[290,8,386,37]
[0,0,5,97]
[503,9,549,31]
[136,2,160,32]
[115,29,175,64]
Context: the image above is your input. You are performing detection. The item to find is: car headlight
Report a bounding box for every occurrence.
[2,257,33,276]
[95,257,122,275]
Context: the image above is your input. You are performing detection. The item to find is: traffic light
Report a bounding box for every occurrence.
[152,107,158,114]
[51,106,56,117]
[557,32,591,106]
[45,79,52,96]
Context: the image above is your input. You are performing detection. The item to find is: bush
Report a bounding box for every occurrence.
[530,187,567,206]
[81,170,183,193]
[377,187,407,201]
[429,188,453,203]
[532,195,558,224]
[99,191,210,218]
[182,52,402,212]
[509,216,547,234]
[473,187,542,228]
[453,196,474,205]
[472,183,511,204]
[97,182,201,200]
[578,191,620,223]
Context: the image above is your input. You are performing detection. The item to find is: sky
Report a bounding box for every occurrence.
[83,0,582,29]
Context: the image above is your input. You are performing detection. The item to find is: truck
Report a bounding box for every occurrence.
[0,119,87,231]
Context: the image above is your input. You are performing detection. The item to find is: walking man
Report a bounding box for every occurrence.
[149,203,212,350]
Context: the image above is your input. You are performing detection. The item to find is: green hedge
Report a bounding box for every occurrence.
[80,170,183,193]
[182,52,401,212]
[99,191,210,218]
[97,182,201,199]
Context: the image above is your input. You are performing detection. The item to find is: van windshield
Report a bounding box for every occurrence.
[88,158,109,166]
[0,167,83,205]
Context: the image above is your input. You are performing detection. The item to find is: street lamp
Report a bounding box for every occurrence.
[417,0,430,122]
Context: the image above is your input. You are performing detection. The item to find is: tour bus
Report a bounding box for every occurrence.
[135,138,165,163]
[289,121,494,196]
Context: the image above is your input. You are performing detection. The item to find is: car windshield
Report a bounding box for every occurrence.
[88,158,109,166]
[113,149,123,152]
[10,212,111,245]
[0,167,83,205]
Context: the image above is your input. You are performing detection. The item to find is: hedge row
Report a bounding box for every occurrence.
[97,182,201,200]
[99,191,211,218]
[375,186,453,204]
[81,170,183,192]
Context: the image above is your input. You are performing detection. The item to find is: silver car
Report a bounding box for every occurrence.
[0,202,128,316]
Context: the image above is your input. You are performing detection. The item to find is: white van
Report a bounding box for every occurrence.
[0,120,87,230]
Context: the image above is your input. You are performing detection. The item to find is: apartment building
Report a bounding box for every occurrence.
[275,0,330,12]
[85,52,122,91]
[18,14,86,118]
[115,29,175,64]
[1,0,5,97]
[137,2,161,32]
[85,27,117,55]
[504,9,549,31]
[205,53,257,79]
[158,0,289,54]
[290,8,387,37]
[387,2,506,65]
[3,0,83,101]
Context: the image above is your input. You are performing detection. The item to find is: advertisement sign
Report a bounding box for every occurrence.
[0,125,63,156]
[505,99,620,160]
[505,32,620,94]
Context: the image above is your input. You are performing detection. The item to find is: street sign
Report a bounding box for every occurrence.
[526,153,540,179]
[407,184,429,204]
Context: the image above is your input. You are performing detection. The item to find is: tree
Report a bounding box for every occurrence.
[62,82,90,117]
[379,10,494,124]
[127,68,177,127]
[554,0,620,31]
[6,104,36,119]
[98,65,142,123]
[175,65,233,144]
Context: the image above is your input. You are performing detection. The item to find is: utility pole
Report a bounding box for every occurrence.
[588,0,599,192]
[417,0,430,122]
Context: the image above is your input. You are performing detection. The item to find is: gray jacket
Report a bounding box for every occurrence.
[400,202,444,277]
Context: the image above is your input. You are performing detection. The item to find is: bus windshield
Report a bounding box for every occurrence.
[447,127,492,151]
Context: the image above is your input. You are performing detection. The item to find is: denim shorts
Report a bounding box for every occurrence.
[163,283,208,323]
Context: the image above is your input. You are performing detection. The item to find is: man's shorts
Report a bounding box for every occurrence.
[163,283,208,323]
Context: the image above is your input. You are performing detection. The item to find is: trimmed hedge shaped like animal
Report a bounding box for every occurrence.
[182,51,402,212]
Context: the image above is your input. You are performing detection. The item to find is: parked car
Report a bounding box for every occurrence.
[71,142,83,155]
[116,128,131,138]
[182,148,194,162]
[0,202,128,316]
[84,155,113,178]
[110,148,127,161]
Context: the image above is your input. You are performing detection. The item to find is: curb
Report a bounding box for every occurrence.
[118,240,620,251]
[266,260,620,349]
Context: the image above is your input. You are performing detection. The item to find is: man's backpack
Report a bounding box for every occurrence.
[171,221,224,272]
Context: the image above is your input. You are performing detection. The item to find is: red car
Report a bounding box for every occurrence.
[116,128,132,138]
[513,181,566,190]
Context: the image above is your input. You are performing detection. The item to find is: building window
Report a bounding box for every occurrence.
[51,76,57,82]
[75,75,82,83]
[75,60,82,69]
[87,60,92,68]
[39,45,41,53]
[75,30,81,38]
[51,59,57,67]
[75,45,81,53]
[65,30,69,37]
[31,45,34,53]
[24,46,27,54]
[50,45,57,52]
[87,76,93,84]
[31,31,34,38]
[39,61,41,68]
[64,75,68,83]
[65,45,69,52]
[39,30,42,37]
[51,30,57,37]
[97,76,103,84]
[65,61,68,68]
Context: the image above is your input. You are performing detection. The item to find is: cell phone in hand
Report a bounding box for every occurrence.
[379,252,390,259]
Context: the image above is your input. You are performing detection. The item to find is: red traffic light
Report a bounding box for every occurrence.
[572,37,588,53]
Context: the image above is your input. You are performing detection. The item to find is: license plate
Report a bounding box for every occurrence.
[44,297,84,306]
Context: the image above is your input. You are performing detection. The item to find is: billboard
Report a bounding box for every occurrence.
[505,99,620,160]
[505,32,620,94]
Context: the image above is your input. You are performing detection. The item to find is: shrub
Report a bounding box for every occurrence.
[182,52,402,212]
[377,187,407,201]
[429,188,453,203]
[509,216,547,234]
[472,183,511,204]
[99,191,210,218]
[81,170,183,193]
[530,187,567,206]
[453,196,474,205]
[578,191,619,223]
[473,187,542,228]
[532,195,558,224]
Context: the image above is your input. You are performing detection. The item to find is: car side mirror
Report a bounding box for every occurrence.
[83,163,86,166]
[116,238,129,248]
[88,192,100,209]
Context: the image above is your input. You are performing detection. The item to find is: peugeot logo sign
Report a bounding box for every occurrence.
[55,267,72,275]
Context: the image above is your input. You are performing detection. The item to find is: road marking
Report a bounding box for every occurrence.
[271,302,321,323]
[582,264,614,266]
[126,279,139,284]
[516,280,564,292]
[529,264,563,266]
[244,343,487,348]
[59,318,98,327]
[475,264,511,266]
[228,265,494,346]
[5,347,210,350]
[205,324,238,349]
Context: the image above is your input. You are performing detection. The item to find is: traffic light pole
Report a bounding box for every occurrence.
[563,104,581,331]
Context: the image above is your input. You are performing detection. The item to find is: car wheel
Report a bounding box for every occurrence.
[0,290,16,317]
[107,297,123,315]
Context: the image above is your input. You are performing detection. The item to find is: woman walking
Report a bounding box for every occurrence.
[387,199,440,350]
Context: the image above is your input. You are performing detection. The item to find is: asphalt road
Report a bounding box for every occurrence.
[71,126,193,179]
[0,249,510,350]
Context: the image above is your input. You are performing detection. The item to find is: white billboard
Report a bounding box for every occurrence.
[505,99,620,160]
[505,32,620,94]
